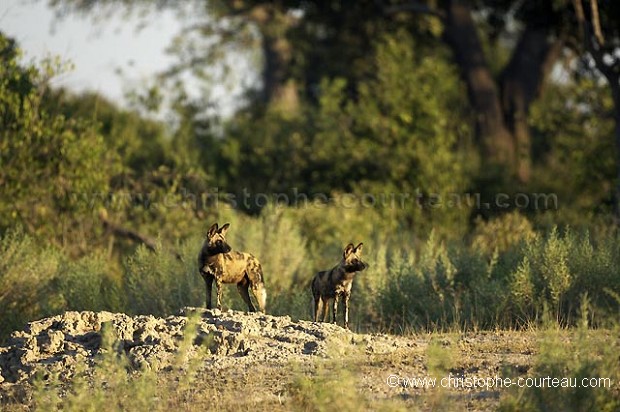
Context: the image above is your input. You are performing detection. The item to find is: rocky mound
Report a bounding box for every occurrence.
[0,309,545,410]
[0,308,410,395]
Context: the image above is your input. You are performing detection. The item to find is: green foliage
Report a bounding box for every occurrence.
[57,251,123,313]
[379,228,620,331]
[0,33,213,260]
[379,234,472,331]
[284,194,390,264]
[0,228,62,339]
[471,211,536,254]
[343,30,471,236]
[215,31,472,236]
[0,34,116,246]
[216,109,313,204]
[528,78,616,225]
[510,228,620,325]
[499,318,620,412]
[513,228,572,316]
[124,242,201,316]
[43,89,172,176]
[0,229,126,340]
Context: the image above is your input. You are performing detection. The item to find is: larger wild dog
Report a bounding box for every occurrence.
[198,223,267,312]
[312,243,368,329]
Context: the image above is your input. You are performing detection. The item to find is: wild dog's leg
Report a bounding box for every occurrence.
[204,274,214,309]
[215,278,223,310]
[237,276,256,312]
[343,292,351,329]
[322,299,330,322]
[313,295,322,322]
[312,279,321,322]
[332,295,338,324]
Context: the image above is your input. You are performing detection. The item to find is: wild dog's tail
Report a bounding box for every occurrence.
[250,281,267,312]
[257,286,267,312]
[252,262,267,312]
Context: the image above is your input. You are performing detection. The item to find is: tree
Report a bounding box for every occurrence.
[216,31,471,234]
[43,89,172,175]
[46,0,302,114]
[571,0,620,219]
[45,0,620,225]
[0,32,116,250]
[528,77,615,224]
[45,0,567,182]
[384,1,566,183]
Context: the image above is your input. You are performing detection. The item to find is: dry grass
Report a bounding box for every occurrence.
[15,330,531,412]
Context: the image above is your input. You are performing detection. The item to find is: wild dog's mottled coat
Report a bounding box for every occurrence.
[311,243,368,329]
[198,223,267,312]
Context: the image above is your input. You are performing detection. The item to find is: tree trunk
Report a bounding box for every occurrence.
[443,0,515,171]
[442,0,562,183]
[572,0,620,221]
[500,26,564,182]
[609,81,620,220]
[262,35,299,113]
[250,5,299,114]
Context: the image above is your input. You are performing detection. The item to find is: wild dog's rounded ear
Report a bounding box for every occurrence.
[343,243,355,258]
[354,243,364,253]
[219,223,230,236]
[207,223,219,237]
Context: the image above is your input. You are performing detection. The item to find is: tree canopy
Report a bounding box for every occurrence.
[2,0,619,249]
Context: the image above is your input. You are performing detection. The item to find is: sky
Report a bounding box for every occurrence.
[0,0,182,107]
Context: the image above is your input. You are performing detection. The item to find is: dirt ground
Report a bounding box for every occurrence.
[0,309,544,411]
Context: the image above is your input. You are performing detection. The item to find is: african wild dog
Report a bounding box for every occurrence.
[198,223,267,312]
[312,243,368,329]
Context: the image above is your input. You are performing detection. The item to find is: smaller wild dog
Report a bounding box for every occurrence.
[198,223,267,312]
[312,243,368,329]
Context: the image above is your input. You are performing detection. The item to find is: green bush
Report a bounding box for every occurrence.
[0,34,116,247]
[0,229,62,339]
[471,211,535,254]
[507,228,620,326]
[378,227,620,332]
[0,229,126,341]
[56,251,123,313]
[124,242,202,316]
[499,308,620,411]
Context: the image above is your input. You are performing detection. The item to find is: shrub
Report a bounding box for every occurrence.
[124,241,202,316]
[0,229,62,340]
[508,228,620,326]
[499,307,620,411]
[379,226,620,332]
[56,251,123,313]
[471,211,535,254]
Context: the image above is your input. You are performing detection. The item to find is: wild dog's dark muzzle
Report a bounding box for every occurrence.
[345,260,368,272]
[209,241,232,254]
